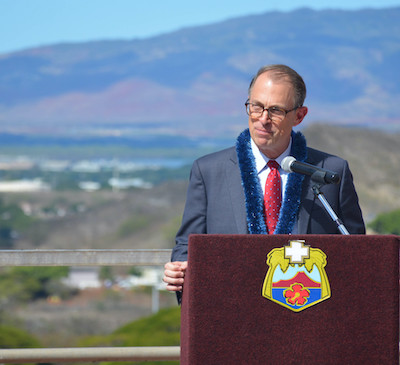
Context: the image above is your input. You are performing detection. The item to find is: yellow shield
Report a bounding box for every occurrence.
[262,240,331,312]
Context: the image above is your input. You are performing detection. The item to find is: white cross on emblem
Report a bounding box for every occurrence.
[285,240,310,264]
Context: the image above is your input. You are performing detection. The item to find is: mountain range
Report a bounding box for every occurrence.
[0,7,399,138]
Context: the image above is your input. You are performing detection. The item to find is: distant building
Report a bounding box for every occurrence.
[108,177,152,190]
[63,266,167,291]
[62,267,102,289]
[78,181,101,191]
[0,179,50,192]
[71,161,102,173]
[0,159,34,170]
[39,160,70,172]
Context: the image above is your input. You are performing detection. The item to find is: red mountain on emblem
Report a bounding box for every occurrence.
[272,271,321,288]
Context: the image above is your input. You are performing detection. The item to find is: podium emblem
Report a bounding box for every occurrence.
[262,240,330,312]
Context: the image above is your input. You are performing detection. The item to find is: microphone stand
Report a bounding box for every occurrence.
[312,184,350,235]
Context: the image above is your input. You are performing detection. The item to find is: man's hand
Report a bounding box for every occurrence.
[163,261,187,292]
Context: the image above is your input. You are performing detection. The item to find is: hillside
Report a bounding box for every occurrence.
[1,125,398,251]
[0,7,399,137]
[302,124,400,221]
[6,181,187,250]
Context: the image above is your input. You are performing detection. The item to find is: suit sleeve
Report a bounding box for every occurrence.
[337,160,365,234]
[171,160,207,262]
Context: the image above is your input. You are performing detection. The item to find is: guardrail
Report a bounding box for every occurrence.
[0,249,180,363]
[0,248,172,266]
[0,346,180,363]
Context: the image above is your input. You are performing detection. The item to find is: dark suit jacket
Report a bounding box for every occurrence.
[172,145,365,262]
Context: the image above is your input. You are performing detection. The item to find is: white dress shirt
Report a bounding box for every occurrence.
[250,138,292,201]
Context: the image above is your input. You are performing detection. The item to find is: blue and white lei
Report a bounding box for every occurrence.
[235,128,307,234]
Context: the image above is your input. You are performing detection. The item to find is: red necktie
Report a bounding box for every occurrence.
[264,160,282,234]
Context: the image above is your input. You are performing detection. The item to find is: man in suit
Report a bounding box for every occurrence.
[163,64,365,293]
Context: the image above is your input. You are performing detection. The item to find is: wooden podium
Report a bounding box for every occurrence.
[180,234,399,364]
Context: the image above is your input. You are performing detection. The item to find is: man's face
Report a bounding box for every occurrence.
[248,72,307,159]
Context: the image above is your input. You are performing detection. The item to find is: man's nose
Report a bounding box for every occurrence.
[259,110,272,124]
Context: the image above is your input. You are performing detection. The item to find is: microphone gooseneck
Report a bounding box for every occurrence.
[281,156,340,185]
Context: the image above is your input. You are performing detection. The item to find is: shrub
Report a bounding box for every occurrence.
[368,209,400,235]
[0,324,41,348]
[79,306,180,365]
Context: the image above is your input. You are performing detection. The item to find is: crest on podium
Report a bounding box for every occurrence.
[262,240,331,312]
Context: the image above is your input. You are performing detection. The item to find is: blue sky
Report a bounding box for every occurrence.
[1,0,399,54]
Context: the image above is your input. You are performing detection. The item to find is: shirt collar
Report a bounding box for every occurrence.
[250,138,292,173]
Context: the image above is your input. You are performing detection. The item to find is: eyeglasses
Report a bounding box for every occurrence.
[245,100,298,121]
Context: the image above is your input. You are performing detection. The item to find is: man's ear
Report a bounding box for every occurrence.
[294,106,308,126]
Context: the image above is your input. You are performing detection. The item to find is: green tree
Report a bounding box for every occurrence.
[128,266,143,277]
[0,325,41,348]
[0,267,70,304]
[0,197,36,248]
[0,325,43,365]
[368,209,400,235]
[99,266,114,282]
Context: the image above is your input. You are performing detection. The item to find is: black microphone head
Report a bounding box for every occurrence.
[325,172,341,184]
[281,156,296,173]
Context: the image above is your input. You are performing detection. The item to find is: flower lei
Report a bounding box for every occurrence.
[235,128,307,234]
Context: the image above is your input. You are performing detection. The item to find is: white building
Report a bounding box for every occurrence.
[62,267,102,289]
[0,179,50,192]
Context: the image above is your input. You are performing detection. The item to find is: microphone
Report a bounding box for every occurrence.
[281,156,340,185]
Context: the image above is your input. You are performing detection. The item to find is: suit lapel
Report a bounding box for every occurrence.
[225,150,248,234]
